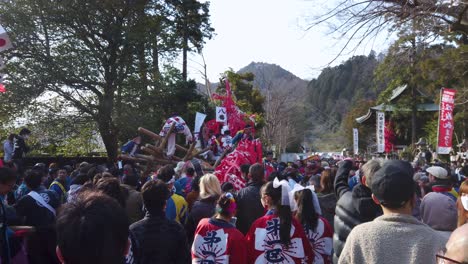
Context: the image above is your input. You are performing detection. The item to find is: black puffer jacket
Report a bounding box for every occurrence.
[236,181,264,234]
[333,160,382,263]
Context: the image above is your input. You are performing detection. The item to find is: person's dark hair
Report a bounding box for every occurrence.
[7,133,16,141]
[56,191,129,264]
[122,174,139,187]
[216,193,236,218]
[71,173,89,186]
[96,178,127,208]
[157,164,175,183]
[19,128,31,136]
[141,180,170,215]
[221,182,234,193]
[268,171,279,182]
[24,169,43,189]
[261,181,292,245]
[108,166,120,178]
[48,168,58,177]
[186,167,195,177]
[278,162,287,173]
[432,177,453,187]
[240,164,251,174]
[191,176,201,192]
[249,163,265,184]
[63,165,73,174]
[294,189,319,232]
[32,164,48,177]
[78,163,94,175]
[0,167,16,184]
[86,165,100,181]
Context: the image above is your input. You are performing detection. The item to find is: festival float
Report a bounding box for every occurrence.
[120,79,264,190]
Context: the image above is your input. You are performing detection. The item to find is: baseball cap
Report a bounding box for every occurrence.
[426,166,448,179]
[371,160,415,208]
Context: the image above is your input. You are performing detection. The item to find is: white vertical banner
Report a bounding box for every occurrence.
[376,111,385,153]
[216,106,227,123]
[353,128,359,155]
[194,112,207,138]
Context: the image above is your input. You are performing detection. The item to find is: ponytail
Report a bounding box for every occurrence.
[262,182,292,245]
[294,189,319,231]
[278,204,292,245]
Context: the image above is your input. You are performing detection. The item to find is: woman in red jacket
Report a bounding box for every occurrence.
[245,180,314,264]
[191,192,247,263]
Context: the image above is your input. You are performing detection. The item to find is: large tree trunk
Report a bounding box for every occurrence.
[97,92,119,161]
[99,122,119,162]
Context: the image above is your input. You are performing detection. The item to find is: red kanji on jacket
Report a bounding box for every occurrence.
[245,213,314,264]
[191,218,247,263]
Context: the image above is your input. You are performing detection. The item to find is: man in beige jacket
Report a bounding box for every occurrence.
[339,160,446,264]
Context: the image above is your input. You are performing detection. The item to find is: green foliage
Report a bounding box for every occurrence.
[0,0,213,159]
[216,70,266,129]
[307,54,381,131]
[423,116,439,149]
[168,0,214,52]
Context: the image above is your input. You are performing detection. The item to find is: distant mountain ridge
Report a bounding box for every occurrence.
[196,62,308,96]
[238,62,308,91]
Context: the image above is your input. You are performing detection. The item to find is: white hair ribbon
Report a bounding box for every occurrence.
[288,183,322,215]
[273,177,292,206]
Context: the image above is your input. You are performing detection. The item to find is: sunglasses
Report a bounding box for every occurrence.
[437,252,468,264]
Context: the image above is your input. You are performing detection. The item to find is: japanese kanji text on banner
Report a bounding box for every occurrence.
[437,88,456,154]
[216,106,227,123]
[376,112,385,153]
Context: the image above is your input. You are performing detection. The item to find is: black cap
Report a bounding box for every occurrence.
[371,160,415,208]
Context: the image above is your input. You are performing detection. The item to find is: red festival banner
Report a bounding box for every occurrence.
[437,88,456,154]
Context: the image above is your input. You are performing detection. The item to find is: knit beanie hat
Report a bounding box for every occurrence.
[420,192,457,231]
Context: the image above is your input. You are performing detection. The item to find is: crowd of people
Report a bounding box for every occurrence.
[1,131,468,263]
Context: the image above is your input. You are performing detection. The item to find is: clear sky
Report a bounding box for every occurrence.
[187,0,394,83]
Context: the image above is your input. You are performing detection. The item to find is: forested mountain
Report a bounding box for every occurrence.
[236,62,309,152]
[238,62,308,92]
[307,53,383,132]
[200,58,383,152]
